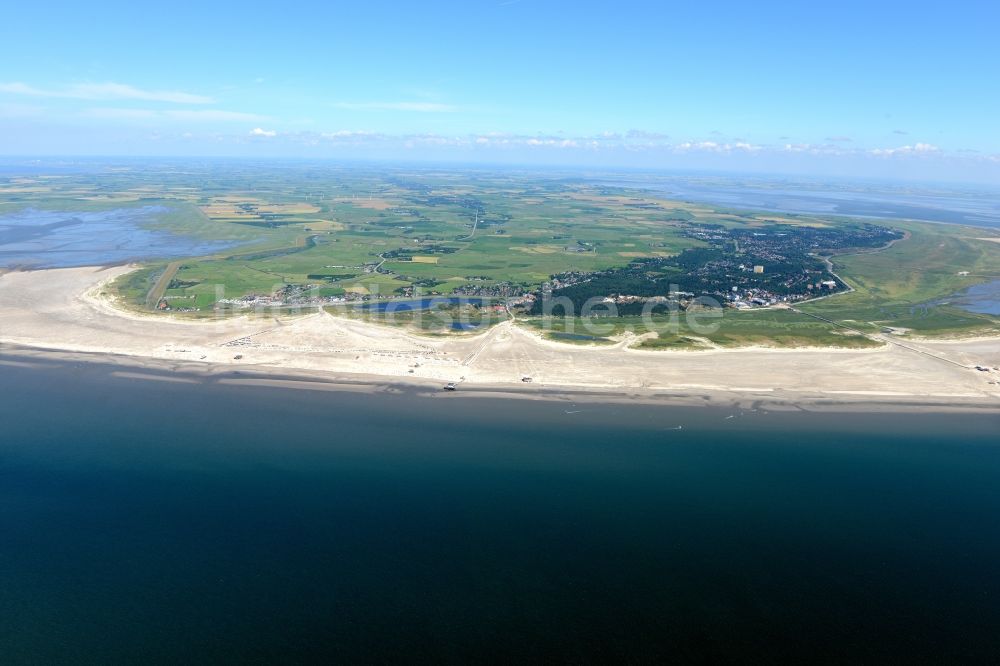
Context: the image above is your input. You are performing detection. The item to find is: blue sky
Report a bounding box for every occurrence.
[2,0,998,182]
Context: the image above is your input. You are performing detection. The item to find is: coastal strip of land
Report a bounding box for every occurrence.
[0,265,998,410]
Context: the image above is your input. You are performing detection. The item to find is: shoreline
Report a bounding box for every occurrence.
[3,344,999,415]
[1,264,998,410]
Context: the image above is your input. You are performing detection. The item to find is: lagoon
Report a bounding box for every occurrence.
[950,278,1000,316]
[358,296,492,312]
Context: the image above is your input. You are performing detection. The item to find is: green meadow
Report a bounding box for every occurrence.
[3,163,998,345]
[798,219,1000,335]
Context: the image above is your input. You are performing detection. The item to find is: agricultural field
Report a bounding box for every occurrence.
[3,160,998,346]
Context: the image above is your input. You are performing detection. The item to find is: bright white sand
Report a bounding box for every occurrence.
[1,265,998,406]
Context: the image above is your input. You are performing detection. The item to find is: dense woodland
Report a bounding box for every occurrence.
[530,222,902,313]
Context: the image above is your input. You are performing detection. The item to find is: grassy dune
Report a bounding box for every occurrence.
[803,220,1000,336]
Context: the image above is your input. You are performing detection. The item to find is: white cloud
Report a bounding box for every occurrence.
[522,136,580,148]
[332,101,458,113]
[674,140,762,154]
[401,134,466,148]
[321,130,384,139]
[779,143,855,156]
[287,131,767,154]
[241,130,988,169]
[870,143,940,157]
[0,81,213,104]
[249,127,277,137]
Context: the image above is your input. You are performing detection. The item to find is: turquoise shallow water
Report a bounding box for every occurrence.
[1,355,999,663]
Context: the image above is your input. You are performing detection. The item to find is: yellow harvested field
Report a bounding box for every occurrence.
[298,220,345,231]
[566,193,629,204]
[714,212,829,228]
[275,203,322,214]
[511,246,558,254]
[755,215,813,224]
[200,205,252,217]
[199,201,321,218]
[410,256,440,264]
[344,198,394,210]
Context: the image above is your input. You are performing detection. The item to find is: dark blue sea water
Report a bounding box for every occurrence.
[1,355,1000,663]
[0,207,239,269]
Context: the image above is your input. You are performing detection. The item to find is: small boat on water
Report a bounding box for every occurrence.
[442,382,457,391]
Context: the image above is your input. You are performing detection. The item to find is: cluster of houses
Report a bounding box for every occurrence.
[728,289,793,309]
[452,281,527,298]
[213,281,538,312]
[216,282,361,309]
[726,279,840,309]
[544,270,593,291]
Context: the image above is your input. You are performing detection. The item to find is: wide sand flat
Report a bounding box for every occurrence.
[1,266,999,406]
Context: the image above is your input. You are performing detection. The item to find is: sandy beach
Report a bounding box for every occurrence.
[1,265,999,409]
